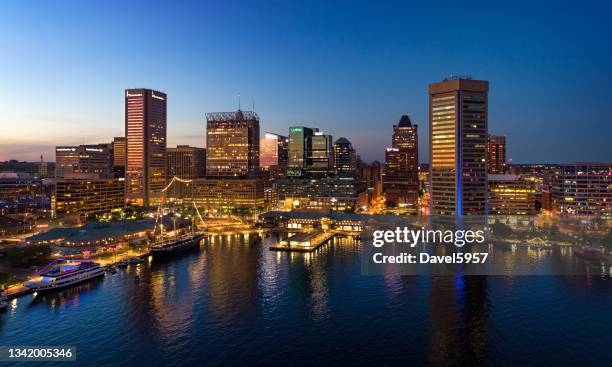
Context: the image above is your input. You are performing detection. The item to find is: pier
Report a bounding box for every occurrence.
[270,229,338,252]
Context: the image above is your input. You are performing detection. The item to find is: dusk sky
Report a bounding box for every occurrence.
[1,0,611,164]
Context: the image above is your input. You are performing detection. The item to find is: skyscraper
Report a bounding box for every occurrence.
[124,88,167,206]
[429,77,488,215]
[288,126,316,169]
[205,110,260,178]
[487,135,506,174]
[309,131,334,172]
[260,132,289,169]
[383,115,419,206]
[333,137,356,173]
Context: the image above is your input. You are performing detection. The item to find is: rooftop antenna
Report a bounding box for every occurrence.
[252,100,255,112]
[238,94,241,110]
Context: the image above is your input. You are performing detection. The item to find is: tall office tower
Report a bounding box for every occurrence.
[288,126,317,168]
[487,135,506,174]
[55,144,113,178]
[260,132,289,169]
[383,115,419,206]
[112,137,126,168]
[334,137,357,173]
[205,110,259,178]
[429,77,488,215]
[551,163,611,216]
[125,88,167,206]
[309,131,334,171]
[167,145,206,179]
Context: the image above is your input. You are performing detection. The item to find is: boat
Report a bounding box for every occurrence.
[0,295,8,311]
[24,259,105,293]
[116,259,129,268]
[574,246,603,261]
[129,256,145,264]
[150,233,204,256]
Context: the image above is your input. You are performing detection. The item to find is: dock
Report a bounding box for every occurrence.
[270,229,337,252]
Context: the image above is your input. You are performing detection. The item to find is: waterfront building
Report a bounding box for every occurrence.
[383,115,419,207]
[277,174,358,212]
[191,178,264,212]
[54,175,125,222]
[260,132,289,169]
[334,137,357,173]
[487,135,506,174]
[551,163,611,216]
[205,110,259,178]
[488,174,536,215]
[55,144,113,179]
[166,145,206,199]
[124,88,167,206]
[429,77,489,215]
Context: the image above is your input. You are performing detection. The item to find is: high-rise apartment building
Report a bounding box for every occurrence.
[487,135,506,174]
[55,144,113,179]
[334,137,356,173]
[124,88,167,206]
[260,132,288,169]
[205,110,259,178]
[551,163,611,216]
[384,115,419,206]
[429,77,488,215]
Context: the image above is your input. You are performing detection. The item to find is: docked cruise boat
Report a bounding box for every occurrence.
[150,232,204,256]
[24,259,105,292]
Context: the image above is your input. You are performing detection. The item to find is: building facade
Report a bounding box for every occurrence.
[112,137,126,168]
[125,88,167,206]
[55,144,112,179]
[384,115,419,207]
[205,110,259,178]
[191,178,264,212]
[334,137,357,173]
[260,132,288,169]
[488,174,536,215]
[429,78,489,215]
[551,163,611,216]
[487,135,506,174]
[54,176,125,221]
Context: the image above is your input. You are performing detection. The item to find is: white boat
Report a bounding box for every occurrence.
[24,259,105,293]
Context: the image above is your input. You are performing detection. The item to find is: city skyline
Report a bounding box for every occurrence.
[1,1,611,164]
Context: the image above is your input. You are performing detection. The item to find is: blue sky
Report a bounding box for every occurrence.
[1,0,611,163]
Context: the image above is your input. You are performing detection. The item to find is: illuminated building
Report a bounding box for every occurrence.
[359,161,383,198]
[277,174,358,212]
[55,144,112,178]
[191,178,264,212]
[38,155,48,178]
[551,163,611,216]
[487,135,506,174]
[309,131,334,172]
[334,137,357,173]
[125,88,167,206]
[54,175,125,221]
[260,132,288,169]
[384,115,419,207]
[488,174,536,215]
[288,126,316,169]
[429,77,488,215]
[205,110,259,178]
[112,137,126,168]
[166,145,206,199]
